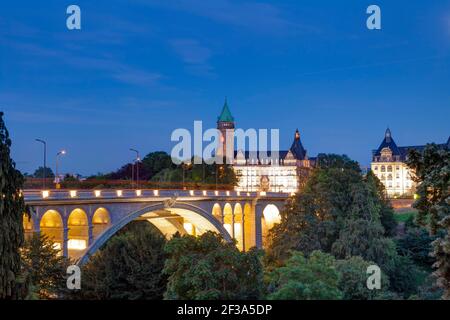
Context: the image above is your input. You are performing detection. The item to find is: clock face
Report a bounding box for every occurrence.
[260,175,270,191]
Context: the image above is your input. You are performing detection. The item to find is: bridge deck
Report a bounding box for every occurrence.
[24,189,291,205]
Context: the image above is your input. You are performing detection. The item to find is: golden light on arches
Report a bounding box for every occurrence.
[243,203,253,250]
[40,210,63,228]
[261,204,281,248]
[212,203,222,222]
[23,213,34,240]
[23,213,33,231]
[92,207,111,240]
[40,210,63,253]
[68,208,89,259]
[233,203,243,251]
[68,208,88,226]
[92,207,110,224]
[263,204,281,227]
[223,203,233,236]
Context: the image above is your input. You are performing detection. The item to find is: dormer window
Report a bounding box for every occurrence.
[380,147,393,162]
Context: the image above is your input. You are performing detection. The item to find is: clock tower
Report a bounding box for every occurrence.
[217,98,235,163]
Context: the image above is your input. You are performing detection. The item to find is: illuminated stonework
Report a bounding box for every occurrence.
[216,101,315,193]
[371,128,449,197]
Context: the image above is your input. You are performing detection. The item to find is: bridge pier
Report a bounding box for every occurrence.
[63,227,69,258]
[254,202,264,249]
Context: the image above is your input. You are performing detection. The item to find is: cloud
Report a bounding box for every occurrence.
[136,0,305,34]
[170,39,212,64]
[3,38,162,87]
[0,16,162,87]
[111,67,162,86]
[169,38,215,76]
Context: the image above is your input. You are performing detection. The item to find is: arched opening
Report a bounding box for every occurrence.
[68,208,89,260]
[244,203,253,250]
[212,203,222,222]
[80,202,232,265]
[223,203,233,237]
[234,203,243,251]
[92,207,111,239]
[23,213,33,240]
[40,210,63,253]
[261,204,281,248]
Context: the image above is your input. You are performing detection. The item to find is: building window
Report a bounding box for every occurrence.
[381,166,385,172]
[374,166,378,171]
[387,166,392,172]
[388,174,393,180]
[380,148,393,162]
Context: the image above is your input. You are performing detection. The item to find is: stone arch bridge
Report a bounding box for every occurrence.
[23,189,290,265]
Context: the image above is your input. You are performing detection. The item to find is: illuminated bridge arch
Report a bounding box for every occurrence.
[79,202,232,265]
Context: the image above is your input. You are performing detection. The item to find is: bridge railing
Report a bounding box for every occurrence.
[23,189,292,202]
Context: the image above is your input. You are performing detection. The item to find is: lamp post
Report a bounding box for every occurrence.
[55,150,66,189]
[130,149,140,189]
[35,139,47,189]
[182,162,192,190]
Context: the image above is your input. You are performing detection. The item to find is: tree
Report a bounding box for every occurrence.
[331,219,398,269]
[267,251,342,300]
[335,256,389,300]
[365,171,397,237]
[316,153,361,172]
[20,234,69,299]
[141,151,175,179]
[150,158,238,189]
[75,221,168,300]
[407,144,450,299]
[0,112,27,299]
[32,166,54,179]
[266,155,392,263]
[396,227,439,270]
[386,255,422,299]
[163,232,264,300]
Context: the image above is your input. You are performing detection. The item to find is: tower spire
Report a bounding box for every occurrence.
[217,98,234,122]
[385,127,392,143]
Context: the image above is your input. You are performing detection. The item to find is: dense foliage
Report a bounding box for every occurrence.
[267,251,342,300]
[74,222,168,300]
[0,112,27,299]
[163,232,264,300]
[266,154,431,298]
[32,166,55,179]
[267,154,396,264]
[407,144,450,299]
[20,234,69,299]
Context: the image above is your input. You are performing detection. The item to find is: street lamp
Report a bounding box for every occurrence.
[35,139,47,189]
[182,162,192,190]
[55,150,66,189]
[130,148,140,189]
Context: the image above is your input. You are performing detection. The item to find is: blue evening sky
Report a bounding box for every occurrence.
[1,1,449,175]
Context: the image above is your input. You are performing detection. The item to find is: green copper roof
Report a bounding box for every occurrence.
[217,98,234,122]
